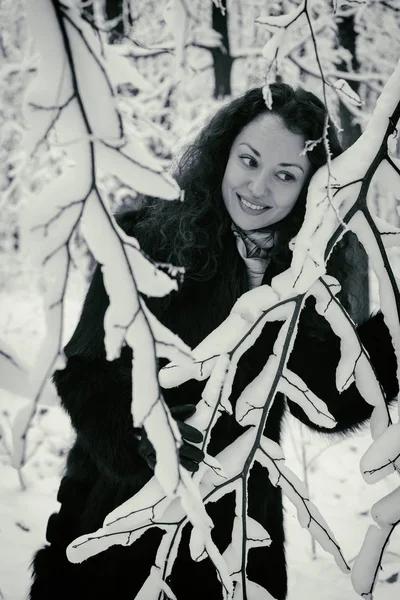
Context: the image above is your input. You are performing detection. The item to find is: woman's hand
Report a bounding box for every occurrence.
[137,404,205,472]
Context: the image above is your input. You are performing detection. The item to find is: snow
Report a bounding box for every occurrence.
[0,464,59,600]
[283,416,400,600]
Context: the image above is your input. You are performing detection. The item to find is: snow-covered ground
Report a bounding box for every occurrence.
[0,274,399,600]
[283,416,400,600]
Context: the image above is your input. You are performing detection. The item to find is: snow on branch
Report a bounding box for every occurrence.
[257,437,349,573]
[360,423,400,484]
[118,0,224,78]
[258,0,362,113]
[291,59,400,384]
[316,278,392,440]
[289,59,400,597]
[16,0,202,509]
[351,521,398,600]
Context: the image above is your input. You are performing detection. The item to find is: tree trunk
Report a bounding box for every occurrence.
[337,12,369,321]
[104,0,127,43]
[82,0,130,43]
[337,13,362,149]
[210,3,233,98]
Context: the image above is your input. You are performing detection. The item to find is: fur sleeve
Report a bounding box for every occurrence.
[286,312,398,433]
[53,208,151,481]
[52,352,149,481]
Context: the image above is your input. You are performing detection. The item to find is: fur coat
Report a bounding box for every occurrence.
[30,209,398,600]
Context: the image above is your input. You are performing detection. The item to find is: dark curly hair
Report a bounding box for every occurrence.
[132,83,367,322]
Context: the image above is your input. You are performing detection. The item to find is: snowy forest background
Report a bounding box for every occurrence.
[1,0,400,599]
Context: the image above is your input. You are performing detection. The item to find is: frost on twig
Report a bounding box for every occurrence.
[258,0,362,121]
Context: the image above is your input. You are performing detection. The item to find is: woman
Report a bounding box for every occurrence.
[30,84,398,600]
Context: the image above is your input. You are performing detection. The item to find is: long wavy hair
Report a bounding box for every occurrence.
[132,83,366,321]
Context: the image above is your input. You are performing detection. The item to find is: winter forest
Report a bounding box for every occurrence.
[1,0,400,599]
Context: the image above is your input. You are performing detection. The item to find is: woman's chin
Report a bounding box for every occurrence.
[232,212,277,231]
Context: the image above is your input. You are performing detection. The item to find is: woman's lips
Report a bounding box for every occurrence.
[237,193,272,214]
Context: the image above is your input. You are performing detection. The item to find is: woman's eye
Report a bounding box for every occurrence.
[240,155,258,168]
[276,171,296,182]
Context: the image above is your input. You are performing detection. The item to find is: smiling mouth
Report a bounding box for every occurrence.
[237,194,272,212]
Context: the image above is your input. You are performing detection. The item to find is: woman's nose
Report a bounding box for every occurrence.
[248,174,269,197]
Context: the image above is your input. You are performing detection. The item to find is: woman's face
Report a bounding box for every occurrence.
[221,113,311,232]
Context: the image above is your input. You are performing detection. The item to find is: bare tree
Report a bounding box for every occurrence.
[210,2,233,97]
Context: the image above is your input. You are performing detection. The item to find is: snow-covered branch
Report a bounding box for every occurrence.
[257,437,349,573]
[17,0,203,510]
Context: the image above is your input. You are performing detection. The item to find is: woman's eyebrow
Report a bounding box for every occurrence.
[238,144,305,173]
[238,142,260,157]
[279,162,305,173]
